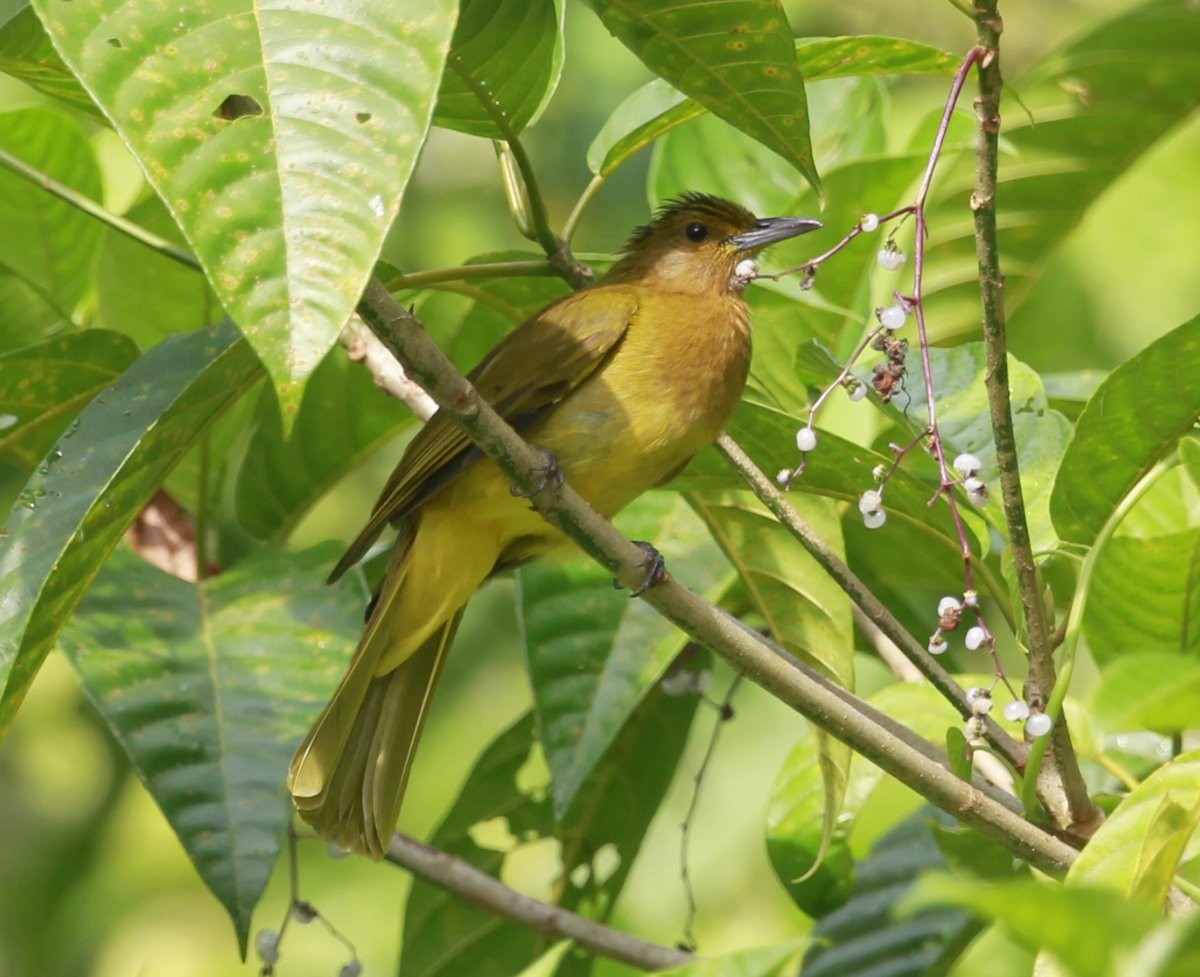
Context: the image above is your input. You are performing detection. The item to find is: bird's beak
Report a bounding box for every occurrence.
[728,216,822,252]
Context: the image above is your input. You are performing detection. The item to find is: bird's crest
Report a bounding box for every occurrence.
[622,192,757,252]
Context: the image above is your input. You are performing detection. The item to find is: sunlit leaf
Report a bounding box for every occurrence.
[0,320,263,732]
[59,544,359,951]
[32,0,456,412]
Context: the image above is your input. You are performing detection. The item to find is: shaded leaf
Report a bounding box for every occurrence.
[0,106,104,315]
[1051,314,1200,546]
[435,0,564,137]
[1090,654,1200,734]
[59,544,359,952]
[0,6,101,117]
[402,664,702,977]
[517,492,733,816]
[0,330,139,470]
[33,0,457,410]
[0,320,264,732]
[661,941,806,977]
[584,0,817,191]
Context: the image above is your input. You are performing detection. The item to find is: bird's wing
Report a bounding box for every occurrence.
[329,286,639,579]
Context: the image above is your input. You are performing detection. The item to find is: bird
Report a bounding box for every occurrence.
[288,192,822,857]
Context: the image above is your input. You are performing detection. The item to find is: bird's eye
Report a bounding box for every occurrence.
[685,222,709,243]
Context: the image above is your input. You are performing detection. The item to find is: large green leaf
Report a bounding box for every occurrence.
[1051,314,1200,547]
[0,330,139,470]
[58,544,360,952]
[1083,531,1200,666]
[1068,750,1200,902]
[31,0,456,410]
[583,0,817,191]
[0,320,263,732]
[661,942,806,977]
[517,492,733,817]
[434,0,564,137]
[0,106,104,317]
[923,0,1200,338]
[588,34,954,179]
[401,666,702,977]
[1090,653,1200,734]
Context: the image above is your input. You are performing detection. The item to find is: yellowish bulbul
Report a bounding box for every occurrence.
[289,193,821,857]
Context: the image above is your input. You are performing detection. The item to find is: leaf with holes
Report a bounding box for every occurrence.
[0,320,263,734]
[517,491,733,817]
[1051,314,1200,547]
[59,544,360,952]
[31,0,456,414]
[434,0,564,138]
[0,330,139,471]
[583,0,818,191]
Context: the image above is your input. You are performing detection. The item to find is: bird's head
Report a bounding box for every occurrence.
[605,192,821,295]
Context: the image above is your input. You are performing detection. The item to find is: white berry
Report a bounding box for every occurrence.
[255,930,280,965]
[878,304,907,330]
[734,258,757,278]
[860,213,880,232]
[1025,712,1053,737]
[937,596,962,616]
[877,248,906,271]
[928,634,948,655]
[953,453,982,475]
[858,490,883,514]
[340,961,363,977]
[847,380,868,401]
[796,426,818,452]
[863,508,887,529]
[1003,700,1030,722]
[964,626,987,650]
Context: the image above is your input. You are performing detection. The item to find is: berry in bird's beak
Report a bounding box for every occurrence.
[727,216,822,252]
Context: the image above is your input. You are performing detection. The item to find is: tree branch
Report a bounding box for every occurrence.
[386,833,691,971]
[969,2,1097,829]
[355,277,1078,877]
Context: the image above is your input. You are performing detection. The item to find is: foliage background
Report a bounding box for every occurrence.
[0,0,1198,976]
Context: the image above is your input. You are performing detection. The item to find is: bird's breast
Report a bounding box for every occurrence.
[534,291,751,515]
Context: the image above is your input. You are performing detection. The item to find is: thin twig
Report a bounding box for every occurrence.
[355,277,1077,877]
[970,1,1096,829]
[386,833,692,971]
[383,259,560,293]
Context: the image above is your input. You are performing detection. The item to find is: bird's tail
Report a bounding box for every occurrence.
[288,610,464,858]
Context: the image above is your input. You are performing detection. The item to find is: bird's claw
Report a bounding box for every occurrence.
[510,449,565,499]
[614,541,667,597]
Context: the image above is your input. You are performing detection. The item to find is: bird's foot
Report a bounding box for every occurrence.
[614,540,667,597]
[510,449,565,499]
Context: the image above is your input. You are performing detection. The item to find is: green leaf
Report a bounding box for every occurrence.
[0,6,101,117]
[1068,750,1200,901]
[517,492,733,816]
[0,320,263,733]
[0,106,104,316]
[587,34,954,179]
[905,875,1160,977]
[58,544,360,953]
[1090,653,1200,733]
[32,0,456,410]
[800,810,982,977]
[93,194,217,351]
[1051,314,1200,546]
[0,330,139,470]
[925,0,1200,338]
[236,347,411,541]
[1083,531,1200,666]
[402,668,701,977]
[583,0,818,191]
[434,0,564,137]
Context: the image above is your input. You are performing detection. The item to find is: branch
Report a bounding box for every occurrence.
[715,434,1027,770]
[969,2,1097,829]
[386,833,691,971]
[355,277,1078,877]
